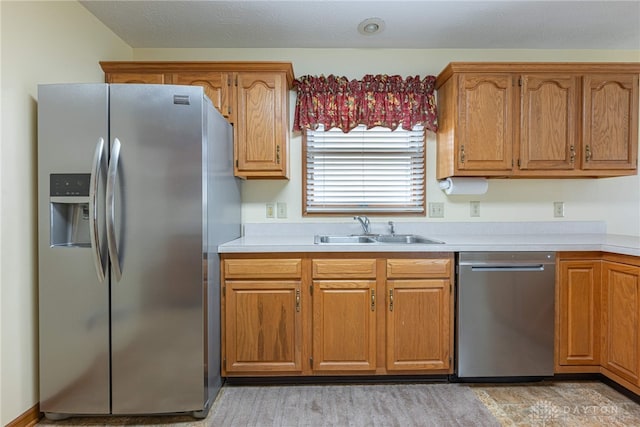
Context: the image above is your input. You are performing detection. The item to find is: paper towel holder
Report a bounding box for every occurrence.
[438,177,489,195]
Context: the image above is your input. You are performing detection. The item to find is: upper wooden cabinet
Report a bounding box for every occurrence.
[436,62,639,179]
[443,73,515,173]
[170,72,232,121]
[235,72,289,177]
[582,74,639,171]
[107,72,166,84]
[100,61,294,179]
[519,74,579,171]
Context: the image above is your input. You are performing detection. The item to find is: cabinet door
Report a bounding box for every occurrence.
[557,260,601,366]
[602,262,640,384]
[171,72,233,121]
[106,73,166,84]
[457,74,514,172]
[225,280,302,373]
[312,280,376,371]
[519,75,579,171]
[235,72,289,178]
[582,74,639,171]
[386,279,451,371]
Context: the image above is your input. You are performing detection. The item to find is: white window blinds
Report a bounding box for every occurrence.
[304,125,426,214]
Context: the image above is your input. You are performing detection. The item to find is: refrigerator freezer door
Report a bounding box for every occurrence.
[108,84,206,414]
[38,84,110,415]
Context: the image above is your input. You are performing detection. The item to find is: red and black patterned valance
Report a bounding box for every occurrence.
[293,74,438,133]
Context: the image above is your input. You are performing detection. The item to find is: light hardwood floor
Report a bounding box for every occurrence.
[36,380,640,426]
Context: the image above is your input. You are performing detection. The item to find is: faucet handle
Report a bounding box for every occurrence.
[388,221,395,235]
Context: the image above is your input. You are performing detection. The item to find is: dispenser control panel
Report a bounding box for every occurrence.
[50,173,90,197]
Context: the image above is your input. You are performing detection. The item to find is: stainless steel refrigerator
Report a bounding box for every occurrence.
[37,83,240,419]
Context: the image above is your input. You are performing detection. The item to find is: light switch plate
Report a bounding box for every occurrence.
[266,203,275,218]
[277,202,287,218]
[429,202,444,218]
[554,201,565,218]
[470,201,480,217]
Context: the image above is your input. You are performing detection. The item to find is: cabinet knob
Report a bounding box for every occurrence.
[460,145,466,164]
[585,145,592,162]
[389,289,394,312]
[276,145,281,164]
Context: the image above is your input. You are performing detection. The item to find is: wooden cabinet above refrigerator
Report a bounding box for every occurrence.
[435,62,640,179]
[101,61,294,179]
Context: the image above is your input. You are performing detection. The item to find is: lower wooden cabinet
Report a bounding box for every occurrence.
[224,280,302,373]
[556,252,640,395]
[221,253,454,377]
[312,279,377,371]
[385,258,452,371]
[222,258,303,374]
[602,260,640,385]
[386,279,451,371]
[556,256,601,368]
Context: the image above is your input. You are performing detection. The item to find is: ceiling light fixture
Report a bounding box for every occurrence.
[358,17,385,36]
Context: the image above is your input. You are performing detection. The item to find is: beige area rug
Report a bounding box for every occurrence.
[208,383,501,427]
[471,380,640,427]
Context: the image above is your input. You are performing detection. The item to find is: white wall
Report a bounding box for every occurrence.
[0,1,131,424]
[134,48,640,235]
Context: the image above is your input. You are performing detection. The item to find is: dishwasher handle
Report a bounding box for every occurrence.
[469,264,545,272]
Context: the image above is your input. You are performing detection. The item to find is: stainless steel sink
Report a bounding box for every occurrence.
[374,234,444,244]
[314,234,444,245]
[314,235,377,244]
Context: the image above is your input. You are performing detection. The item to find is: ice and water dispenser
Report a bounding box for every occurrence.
[49,173,91,247]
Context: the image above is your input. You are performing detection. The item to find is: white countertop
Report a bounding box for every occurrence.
[218,221,640,257]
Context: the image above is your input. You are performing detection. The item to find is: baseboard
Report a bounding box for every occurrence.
[225,375,449,385]
[6,403,41,427]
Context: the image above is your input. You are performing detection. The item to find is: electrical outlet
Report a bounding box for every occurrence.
[470,201,480,217]
[554,201,565,218]
[266,203,275,219]
[428,202,444,218]
[277,202,287,218]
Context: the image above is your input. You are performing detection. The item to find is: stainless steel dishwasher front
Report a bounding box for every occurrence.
[457,252,555,379]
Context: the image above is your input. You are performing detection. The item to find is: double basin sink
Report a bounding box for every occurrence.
[314,234,444,245]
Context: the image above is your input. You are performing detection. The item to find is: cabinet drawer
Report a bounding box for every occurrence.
[312,259,377,279]
[224,258,302,279]
[386,259,451,279]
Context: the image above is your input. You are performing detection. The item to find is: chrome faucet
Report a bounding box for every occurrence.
[388,221,395,235]
[354,216,371,234]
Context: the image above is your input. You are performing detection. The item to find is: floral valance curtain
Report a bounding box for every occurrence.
[293,74,438,133]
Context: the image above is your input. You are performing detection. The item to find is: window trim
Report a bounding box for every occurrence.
[302,125,427,217]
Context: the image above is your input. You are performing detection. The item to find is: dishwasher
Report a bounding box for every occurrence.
[456,252,555,379]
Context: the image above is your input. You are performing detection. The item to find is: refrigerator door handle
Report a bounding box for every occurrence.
[89,137,106,282]
[106,137,122,281]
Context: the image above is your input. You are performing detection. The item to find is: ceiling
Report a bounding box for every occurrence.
[80,0,640,50]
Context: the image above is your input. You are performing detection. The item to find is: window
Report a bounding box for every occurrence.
[304,124,425,215]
